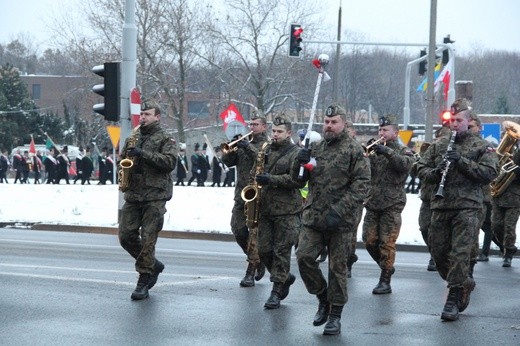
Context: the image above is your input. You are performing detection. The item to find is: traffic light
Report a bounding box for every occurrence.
[442,35,454,65]
[92,62,121,122]
[441,110,452,123]
[418,49,427,76]
[289,24,303,57]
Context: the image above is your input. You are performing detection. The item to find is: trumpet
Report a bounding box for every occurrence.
[220,131,254,153]
[364,137,386,156]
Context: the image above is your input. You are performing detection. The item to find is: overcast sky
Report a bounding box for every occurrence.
[1,0,519,55]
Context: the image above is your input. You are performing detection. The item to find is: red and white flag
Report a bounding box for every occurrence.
[434,60,452,100]
[29,135,36,156]
[219,103,246,130]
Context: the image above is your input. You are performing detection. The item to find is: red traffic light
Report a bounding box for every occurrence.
[441,110,451,122]
[293,27,303,38]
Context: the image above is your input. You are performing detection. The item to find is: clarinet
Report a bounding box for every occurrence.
[435,131,457,198]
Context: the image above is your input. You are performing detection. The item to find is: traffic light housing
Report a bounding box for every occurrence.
[92,62,121,122]
[442,35,454,65]
[441,110,452,123]
[418,49,427,76]
[289,24,303,57]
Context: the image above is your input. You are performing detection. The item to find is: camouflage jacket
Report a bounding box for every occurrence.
[258,138,305,216]
[222,132,269,204]
[493,149,520,207]
[301,131,370,232]
[417,131,498,210]
[365,139,414,210]
[122,122,177,203]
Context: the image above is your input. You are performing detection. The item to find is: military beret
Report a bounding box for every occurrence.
[194,142,200,150]
[325,103,346,117]
[273,113,291,126]
[379,114,398,127]
[141,98,161,114]
[250,110,266,121]
[450,98,471,115]
[202,143,208,150]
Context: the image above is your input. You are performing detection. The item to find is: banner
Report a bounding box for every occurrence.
[29,135,36,156]
[220,103,246,130]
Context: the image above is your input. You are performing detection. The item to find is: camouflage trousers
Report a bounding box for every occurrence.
[430,208,479,287]
[258,214,299,283]
[119,200,166,274]
[471,202,492,259]
[362,205,403,270]
[230,202,249,256]
[418,201,432,247]
[296,226,351,306]
[491,204,520,254]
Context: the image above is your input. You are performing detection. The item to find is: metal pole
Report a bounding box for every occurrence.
[425,0,437,143]
[118,0,137,222]
[333,2,342,103]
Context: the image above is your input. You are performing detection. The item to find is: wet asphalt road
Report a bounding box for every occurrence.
[0,228,519,345]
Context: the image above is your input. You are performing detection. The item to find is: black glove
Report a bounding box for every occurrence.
[236,138,249,149]
[437,159,449,172]
[444,149,460,163]
[373,144,390,155]
[255,173,271,185]
[127,147,142,157]
[297,148,311,164]
[325,209,342,229]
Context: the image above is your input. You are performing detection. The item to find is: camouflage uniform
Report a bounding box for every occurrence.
[118,121,177,275]
[417,131,498,287]
[222,132,269,257]
[491,150,520,263]
[362,139,414,271]
[296,130,370,306]
[257,138,304,283]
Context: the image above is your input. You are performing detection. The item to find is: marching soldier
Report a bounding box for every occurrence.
[296,104,370,335]
[417,98,498,321]
[362,115,414,294]
[254,114,305,309]
[221,111,269,287]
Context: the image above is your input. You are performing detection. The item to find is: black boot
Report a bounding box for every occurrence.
[468,261,476,279]
[313,290,330,326]
[280,273,296,300]
[323,305,343,335]
[240,262,255,287]
[255,262,266,281]
[427,257,437,271]
[372,269,392,294]
[264,282,283,309]
[502,249,515,267]
[148,260,165,289]
[131,273,151,300]
[347,253,358,278]
[458,277,476,312]
[476,253,489,262]
[441,287,461,321]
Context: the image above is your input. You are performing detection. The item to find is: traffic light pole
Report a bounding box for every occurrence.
[118,0,138,222]
[425,0,438,143]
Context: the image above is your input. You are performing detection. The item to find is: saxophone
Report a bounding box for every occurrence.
[118,125,140,192]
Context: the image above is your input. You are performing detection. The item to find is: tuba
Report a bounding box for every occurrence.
[490,121,520,197]
[118,125,140,192]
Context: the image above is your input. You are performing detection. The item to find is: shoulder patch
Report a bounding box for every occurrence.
[486,146,495,153]
[404,149,414,156]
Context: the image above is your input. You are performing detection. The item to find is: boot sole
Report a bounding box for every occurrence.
[372,289,392,294]
[264,303,280,309]
[313,317,329,326]
[240,280,255,287]
[323,330,341,335]
[441,312,458,321]
[131,292,149,300]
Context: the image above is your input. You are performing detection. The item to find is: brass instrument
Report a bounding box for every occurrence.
[490,121,520,197]
[118,125,140,192]
[364,137,386,156]
[220,131,254,154]
[435,131,457,198]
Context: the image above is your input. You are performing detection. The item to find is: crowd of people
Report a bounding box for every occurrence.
[3,97,518,336]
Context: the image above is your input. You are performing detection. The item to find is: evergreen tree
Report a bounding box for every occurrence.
[493,95,511,114]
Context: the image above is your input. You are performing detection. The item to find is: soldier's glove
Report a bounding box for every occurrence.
[127,147,142,157]
[444,149,460,163]
[255,173,271,185]
[297,148,311,164]
[325,209,342,229]
[373,144,391,155]
[236,138,249,149]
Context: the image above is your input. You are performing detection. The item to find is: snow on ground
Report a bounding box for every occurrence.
[0,181,515,248]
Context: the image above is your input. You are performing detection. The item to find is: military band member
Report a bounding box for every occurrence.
[254,114,304,309]
[221,111,269,287]
[417,98,498,321]
[118,99,177,300]
[362,115,414,294]
[296,104,370,335]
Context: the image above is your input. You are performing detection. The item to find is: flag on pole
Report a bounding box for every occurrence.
[45,138,53,149]
[434,60,453,100]
[29,135,36,156]
[416,63,441,92]
[220,103,246,130]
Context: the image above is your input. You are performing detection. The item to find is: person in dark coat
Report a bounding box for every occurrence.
[199,143,211,186]
[0,149,9,183]
[56,146,70,184]
[187,143,202,186]
[211,147,226,187]
[43,147,59,184]
[175,143,188,186]
[73,147,85,184]
[12,149,24,184]
[98,147,108,184]
[21,151,30,183]
[81,148,94,185]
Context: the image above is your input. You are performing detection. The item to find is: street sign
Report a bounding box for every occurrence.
[130,88,141,128]
[481,123,500,145]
